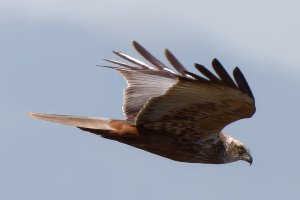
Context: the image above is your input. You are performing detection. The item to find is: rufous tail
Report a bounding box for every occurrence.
[27,112,138,139]
[27,112,115,130]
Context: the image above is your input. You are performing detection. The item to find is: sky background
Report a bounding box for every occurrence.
[1,0,299,199]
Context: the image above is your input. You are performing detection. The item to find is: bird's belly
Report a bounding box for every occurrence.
[117,128,223,164]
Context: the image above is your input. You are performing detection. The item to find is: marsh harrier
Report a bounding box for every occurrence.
[28,41,255,165]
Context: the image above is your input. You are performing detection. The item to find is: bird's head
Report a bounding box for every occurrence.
[223,134,253,165]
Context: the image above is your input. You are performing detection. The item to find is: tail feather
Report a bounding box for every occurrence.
[27,112,114,130]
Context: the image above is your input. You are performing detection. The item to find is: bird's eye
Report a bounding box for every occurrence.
[238,146,245,154]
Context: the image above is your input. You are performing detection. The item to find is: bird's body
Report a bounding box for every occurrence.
[28,41,255,165]
[83,120,228,164]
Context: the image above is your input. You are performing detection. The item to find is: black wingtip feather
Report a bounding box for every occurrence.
[211,58,238,89]
[233,67,254,99]
[194,63,221,83]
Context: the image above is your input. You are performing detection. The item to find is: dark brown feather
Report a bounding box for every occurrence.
[211,58,238,89]
[132,41,169,70]
[165,49,189,77]
[233,67,254,99]
[194,63,221,83]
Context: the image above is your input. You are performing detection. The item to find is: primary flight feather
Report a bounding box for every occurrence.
[28,41,255,165]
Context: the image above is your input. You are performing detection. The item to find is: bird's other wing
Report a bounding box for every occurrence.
[103,41,255,138]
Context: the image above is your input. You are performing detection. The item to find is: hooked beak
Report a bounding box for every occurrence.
[245,155,253,166]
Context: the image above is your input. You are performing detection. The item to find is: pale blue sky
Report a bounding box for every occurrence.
[1,0,299,199]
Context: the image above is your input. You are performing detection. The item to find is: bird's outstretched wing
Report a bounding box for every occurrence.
[103,41,255,138]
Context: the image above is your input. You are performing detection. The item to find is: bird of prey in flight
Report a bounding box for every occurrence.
[28,41,255,165]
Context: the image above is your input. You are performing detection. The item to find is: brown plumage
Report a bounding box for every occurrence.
[28,41,255,165]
